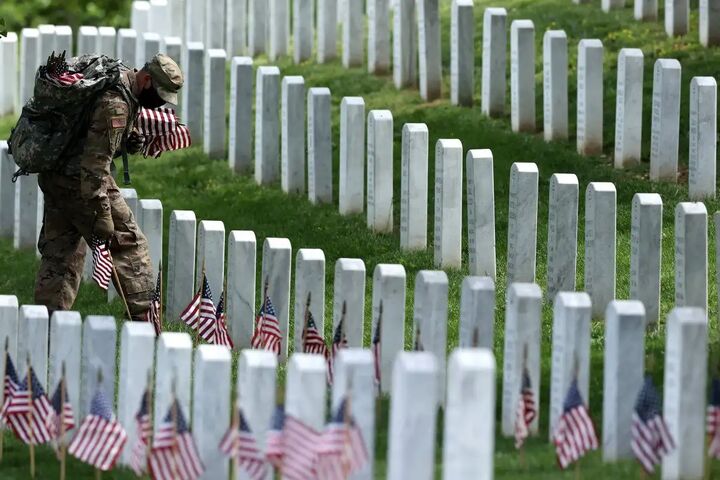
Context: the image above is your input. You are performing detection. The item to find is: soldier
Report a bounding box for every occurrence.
[34,54,184,320]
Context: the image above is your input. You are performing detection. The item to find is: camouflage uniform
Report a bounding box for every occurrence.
[35,70,154,316]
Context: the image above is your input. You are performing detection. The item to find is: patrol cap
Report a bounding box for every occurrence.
[145,53,184,105]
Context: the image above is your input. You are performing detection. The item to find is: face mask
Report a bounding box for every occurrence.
[138,86,166,109]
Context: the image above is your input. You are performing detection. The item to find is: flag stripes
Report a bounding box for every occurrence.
[90,237,113,290]
[137,107,192,158]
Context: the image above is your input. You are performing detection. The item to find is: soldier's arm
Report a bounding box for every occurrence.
[80,93,129,207]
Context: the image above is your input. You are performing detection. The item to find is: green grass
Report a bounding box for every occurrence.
[1,0,720,478]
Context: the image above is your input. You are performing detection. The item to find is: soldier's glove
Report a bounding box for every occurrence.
[93,208,115,242]
[127,131,146,155]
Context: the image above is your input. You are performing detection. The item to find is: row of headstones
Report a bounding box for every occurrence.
[0,291,711,478]
[1,132,715,336]
[587,0,720,46]
[0,296,497,479]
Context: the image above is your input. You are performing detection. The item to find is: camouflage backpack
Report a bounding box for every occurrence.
[8,52,125,179]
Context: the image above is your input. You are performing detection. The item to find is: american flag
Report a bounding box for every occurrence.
[372,312,381,391]
[315,397,369,480]
[213,291,234,348]
[148,400,204,480]
[90,236,113,290]
[145,267,162,336]
[5,367,54,445]
[0,352,20,423]
[252,294,282,355]
[49,377,75,450]
[328,318,348,385]
[179,286,201,328]
[631,376,675,473]
[130,388,152,475]
[708,378,720,458]
[265,405,285,469]
[303,311,329,358]
[68,388,127,471]
[196,275,218,342]
[219,407,267,480]
[552,379,598,469]
[281,414,321,480]
[136,107,192,158]
[514,368,536,449]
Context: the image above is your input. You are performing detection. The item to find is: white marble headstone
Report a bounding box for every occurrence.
[17,305,49,389]
[481,8,507,117]
[393,0,417,88]
[458,277,495,349]
[339,97,366,215]
[203,48,227,159]
[154,332,193,432]
[630,193,663,325]
[372,264,406,394]
[367,110,394,233]
[307,87,333,204]
[261,238,292,361]
[333,259,366,348]
[81,316,117,417]
[546,174,579,302]
[181,42,204,141]
[466,149,496,278]
[584,182,617,317]
[229,57,254,174]
[255,66,281,186]
[293,0,313,63]
[417,0,442,101]
[434,139,463,269]
[400,124,429,251]
[281,76,306,195]
[506,163,539,285]
[293,249,326,351]
[614,48,644,169]
[674,202,708,312]
[577,39,604,155]
[650,59,681,182]
[227,231,256,349]
[368,0,391,73]
[543,30,568,141]
[688,76,717,200]
[510,20,535,133]
[0,296,18,407]
[450,0,474,107]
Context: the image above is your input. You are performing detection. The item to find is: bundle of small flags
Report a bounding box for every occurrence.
[551,379,598,469]
[0,351,21,423]
[90,236,113,290]
[514,368,536,449]
[708,377,720,459]
[315,397,369,480]
[251,289,282,355]
[219,406,267,480]
[68,388,127,471]
[130,388,153,475]
[180,273,232,347]
[3,366,54,445]
[148,400,204,480]
[136,107,192,158]
[631,376,674,473]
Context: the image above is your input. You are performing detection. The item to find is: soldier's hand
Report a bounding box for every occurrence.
[93,209,115,241]
[127,131,145,155]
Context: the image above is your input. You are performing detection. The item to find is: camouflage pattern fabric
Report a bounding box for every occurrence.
[35,72,153,318]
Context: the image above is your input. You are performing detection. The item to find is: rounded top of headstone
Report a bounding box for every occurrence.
[511,19,535,29]
[341,96,365,106]
[485,7,507,16]
[121,320,156,337]
[544,29,567,39]
[196,344,232,362]
[462,276,495,291]
[632,192,662,206]
[668,307,707,327]
[437,138,463,150]
[449,348,496,372]
[335,348,374,367]
[257,65,281,75]
[133,1,151,10]
[374,263,406,279]
[554,291,591,310]
[159,331,193,348]
[0,295,19,307]
[508,282,542,299]
[691,76,717,87]
[335,258,365,272]
[511,162,538,174]
[579,38,603,48]
[297,248,325,262]
[240,349,278,368]
[118,28,138,37]
[402,122,428,134]
[289,352,327,374]
[84,315,116,330]
[50,311,82,326]
[606,299,645,319]
[187,42,204,51]
[393,351,437,375]
[675,201,707,216]
[231,56,253,66]
[22,28,40,37]
[416,270,449,285]
[1,32,18,42]
[369,110,393,121]
[467,149,493,161]
[619,47,644,58]
[38,24,56,34]
[655,58,681,69]
[163,36,182,47]
[98,26,117,35]
[139,198,163,209]
[264,237,292,250]
[229,230,256,242]
[142,32,161,41]
[207,48,227,58]
[171,210,196,221]
[19,305,48,319]
[79,25,98,33]
[587,181,616,193]
[199,219,225,231]
[309,87,331,96]
[551,173,579,185]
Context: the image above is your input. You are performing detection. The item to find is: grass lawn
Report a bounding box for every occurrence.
[1,0,719,478]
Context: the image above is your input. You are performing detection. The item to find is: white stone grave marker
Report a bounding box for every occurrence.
[196,220,225,298]
[393,0,417,88]
[261,238,292,360]
[466,149,495,278]
[585,182,617,317]
[614,49,644,169]
[203,49,227,159]
[510,20,535,133]
[308,87,333,204]
[434,139,463,269]
[372,264,406,394]
[400,124,429,251]
[543,30,568,141]
[458,277,495,349]
[451,0,474,107]
[255,66,281,185]
[293,249,326,351]
[650,59,681,182]
[577,39,604,155]
[81,316,117,417]
[154,332,193,431]
[339,97,366,215]
[630,193,663,325]
[675,202,708,312]
[227,231,256,348]
[689,77,717,200]
[482,8,507,116]
[506,163,539,285]
[367,110,394,233]
[417,0,442,101]
[333,259,366,347]
[281,76,306,195]
[229,57,253,174]
[167,210,196,322]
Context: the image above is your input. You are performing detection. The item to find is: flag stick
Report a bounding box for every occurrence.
[519,445,526,470]
[145,370,154,463]
[575,459,580,480]
[301,292,312,351]
[111,265,134,321]
[0,336,8,463]
[159,259,163,328]
[60,362,67,480]
[27,355,35,479]
[95,368,103,480]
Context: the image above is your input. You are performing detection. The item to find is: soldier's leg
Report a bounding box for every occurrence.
[34,200,85,314]
[106,186,155,317]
